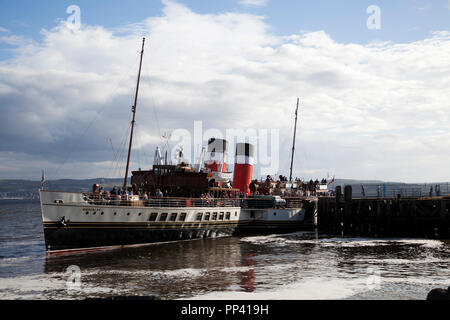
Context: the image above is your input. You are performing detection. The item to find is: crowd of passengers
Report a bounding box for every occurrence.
[88,175,331,202]
[249,175,331,197]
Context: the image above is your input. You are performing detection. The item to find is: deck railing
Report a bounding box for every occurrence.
[79,194,311,209]
[330,183,450,199]
[82,194,241,208]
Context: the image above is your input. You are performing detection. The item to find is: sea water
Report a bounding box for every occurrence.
[0,199,449,300]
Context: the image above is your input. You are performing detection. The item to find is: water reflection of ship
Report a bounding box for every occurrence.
[238,253,257,293]
[43,236,251,298]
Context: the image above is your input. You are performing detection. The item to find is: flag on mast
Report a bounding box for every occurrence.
[328,176,335,185]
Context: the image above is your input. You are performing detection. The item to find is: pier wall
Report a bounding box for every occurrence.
[317,186,450,239]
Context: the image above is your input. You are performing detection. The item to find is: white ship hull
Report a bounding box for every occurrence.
[40,190,242,253]
[40,190,314,254]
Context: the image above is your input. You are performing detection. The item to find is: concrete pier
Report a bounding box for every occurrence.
[317,186,450,239]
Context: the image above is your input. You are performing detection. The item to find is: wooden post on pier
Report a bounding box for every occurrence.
[343,185,352,235]
[334,186,343,235]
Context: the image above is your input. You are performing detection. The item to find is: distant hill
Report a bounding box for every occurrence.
[0,177,447,199]
[0,178,128,199]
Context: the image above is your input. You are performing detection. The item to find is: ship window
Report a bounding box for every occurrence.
[235,211,237,216]
[114,212,117,216]
[138,212,142,216]
[159,213,168,221]
[93,212,96,215]
[149,212,158,221]
[85,212,89,215]
[196,212,203,221]
[204,212,211,221]
[226,212,231,220]
[170,213,177,221]
[127,212,130,216]
[212,212,217,220]
[179,213,187,221]
[101,212,104,215]
[273,212,277,216]
[219,212,224,220]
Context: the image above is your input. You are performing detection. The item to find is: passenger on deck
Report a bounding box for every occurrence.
[435,185,441,196]
[155,189,163,197]
[110,186,118,196]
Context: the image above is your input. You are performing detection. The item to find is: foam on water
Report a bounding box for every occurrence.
[188,277,368,300]
[240,234,445,248]
[0,256,33,267]
[0,272,124,300]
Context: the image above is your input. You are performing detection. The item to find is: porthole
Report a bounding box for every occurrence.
[127,212,130,216]
[114,212,117,216]
[101,212,104,215]
[138,212,142,216]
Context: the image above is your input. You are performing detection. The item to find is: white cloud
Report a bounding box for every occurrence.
[0,1,449,182]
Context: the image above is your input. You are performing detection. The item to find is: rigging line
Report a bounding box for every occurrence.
[48,49,142,181]
[50,103,108,181]
[107,112,132,179]
[49,74,142,180]
[107,137,124,180]
[110,121,132,180]
[117,125,132,179]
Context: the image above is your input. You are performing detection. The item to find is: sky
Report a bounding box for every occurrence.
[0,0,449,183]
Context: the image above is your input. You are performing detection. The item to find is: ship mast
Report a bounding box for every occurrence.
[123,37,145,191]
[289,98,299,183]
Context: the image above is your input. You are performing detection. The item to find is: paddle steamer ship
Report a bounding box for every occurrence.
[39,38,320,254]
